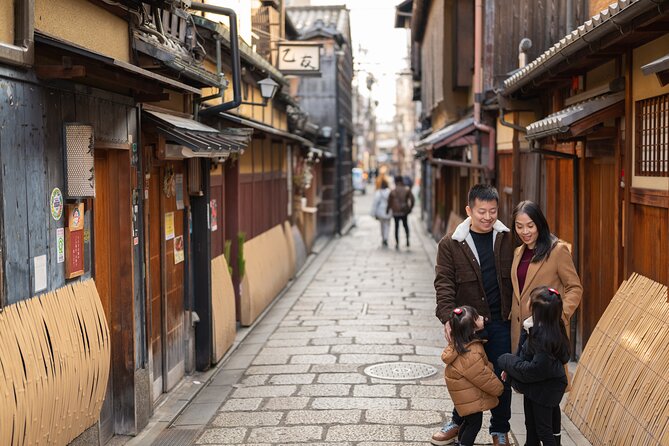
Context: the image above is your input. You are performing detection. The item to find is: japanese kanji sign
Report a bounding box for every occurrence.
[277,43,322,75]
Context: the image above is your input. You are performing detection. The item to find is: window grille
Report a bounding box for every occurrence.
[635,93,669,176]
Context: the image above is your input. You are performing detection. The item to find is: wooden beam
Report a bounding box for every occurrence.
[630,188,669,209]
[35,65,86,79]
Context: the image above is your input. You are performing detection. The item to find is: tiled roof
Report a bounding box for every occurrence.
[286,6,351,44]
[503,0,661,94]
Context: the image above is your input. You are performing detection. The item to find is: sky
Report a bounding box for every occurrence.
[306,0,411,122]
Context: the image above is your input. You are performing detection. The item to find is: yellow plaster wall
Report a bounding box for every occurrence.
[240,223,293,326]
[35,0,129,62]
[0,0,14,44]
[631,34,669,190]
[496,112,534,152]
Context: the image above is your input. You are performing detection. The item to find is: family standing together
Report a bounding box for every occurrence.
[432,184,583,446]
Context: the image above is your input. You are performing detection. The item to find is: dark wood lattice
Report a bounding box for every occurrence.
[635,93,669,177]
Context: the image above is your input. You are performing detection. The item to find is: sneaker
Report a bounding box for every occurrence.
[431,421,459,445]
[491,432,509,446]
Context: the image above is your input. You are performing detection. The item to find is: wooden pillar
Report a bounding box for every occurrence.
[193,159,212,371]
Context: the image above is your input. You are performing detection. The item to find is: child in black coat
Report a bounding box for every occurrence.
[498,286,570,446]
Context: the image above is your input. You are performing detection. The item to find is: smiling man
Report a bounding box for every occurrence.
[432,184,515,446]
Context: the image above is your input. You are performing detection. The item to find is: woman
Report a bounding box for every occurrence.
[510,200,582,352]
[371,179,392,247]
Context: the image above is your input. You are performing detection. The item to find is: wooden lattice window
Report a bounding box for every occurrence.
[635,93,669,176]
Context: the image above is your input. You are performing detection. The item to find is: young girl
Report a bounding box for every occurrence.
[433,306,503,446]
[498,286,570,446]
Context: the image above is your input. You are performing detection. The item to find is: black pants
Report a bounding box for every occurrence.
[523,397,558,446]
[393,215,409,245]
[457,411,483,446]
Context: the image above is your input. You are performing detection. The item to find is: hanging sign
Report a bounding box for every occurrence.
[50,188,64,220]
[277,43,322,75]
[65,203,85,279]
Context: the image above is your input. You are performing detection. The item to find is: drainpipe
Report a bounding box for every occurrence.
[190,1,242,116]
[473,0,495,178]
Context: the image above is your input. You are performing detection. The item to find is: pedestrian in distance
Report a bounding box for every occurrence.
[387,175,415,250]
[433,184,514,446]
[437,305,504,446]
[498,286,570,446]
[370,178,393,247]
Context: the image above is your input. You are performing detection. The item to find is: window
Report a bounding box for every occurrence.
[635,93,669,176]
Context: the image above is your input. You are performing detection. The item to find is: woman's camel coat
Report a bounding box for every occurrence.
[510,241,583,351]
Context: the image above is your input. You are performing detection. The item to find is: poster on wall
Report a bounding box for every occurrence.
[165,212,175,240]
[210,199,218,231]
[175,174,184,210]
[56,228,65,263]
[174,235,184,264]
[34,255,47,292]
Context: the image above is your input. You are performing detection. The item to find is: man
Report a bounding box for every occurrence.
[387,175,415,249]
[432,184,514,446]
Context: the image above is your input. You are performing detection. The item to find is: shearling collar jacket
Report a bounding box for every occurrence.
[434,217,515,324]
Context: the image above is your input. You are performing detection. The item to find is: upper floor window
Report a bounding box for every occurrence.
[635,93,669,177]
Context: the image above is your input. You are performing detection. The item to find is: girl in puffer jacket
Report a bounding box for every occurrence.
[498,286,570,446]
[439,306,504,446]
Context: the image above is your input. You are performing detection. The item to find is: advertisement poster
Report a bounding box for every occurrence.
[175,174,184,210]
[57,228,65,263]
[165,212,175,240]
[174,235,184,264]
[50,188,63,221]
[210,199,218,231]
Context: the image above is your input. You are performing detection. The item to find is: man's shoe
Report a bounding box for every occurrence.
[491,432,509,445]
[431,421,459,445]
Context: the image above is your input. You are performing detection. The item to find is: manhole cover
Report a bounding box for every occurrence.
[363,362,438,380]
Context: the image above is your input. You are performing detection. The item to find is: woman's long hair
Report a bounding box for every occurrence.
[512,200,557,262]
[528,286,570,360]
[450,305,479,354]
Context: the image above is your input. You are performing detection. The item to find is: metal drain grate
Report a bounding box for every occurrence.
[363,362,438,380]
[152,428,200,446]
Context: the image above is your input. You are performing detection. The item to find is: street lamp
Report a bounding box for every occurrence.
[242,76,279,106]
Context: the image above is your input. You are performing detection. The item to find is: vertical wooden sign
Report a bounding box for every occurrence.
[65,203,85,278]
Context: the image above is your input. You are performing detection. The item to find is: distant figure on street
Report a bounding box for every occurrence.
[433,184,514,446]
[370,179,392,247]
[439,305,504,446]
[387,175,414,249]
[498,286,570,446]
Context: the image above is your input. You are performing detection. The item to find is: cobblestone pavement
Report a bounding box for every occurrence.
[137,188,591,446]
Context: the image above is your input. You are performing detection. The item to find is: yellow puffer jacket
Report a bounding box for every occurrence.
[442,340,503,416]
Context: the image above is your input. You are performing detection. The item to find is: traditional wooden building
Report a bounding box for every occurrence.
[500,0,669,353]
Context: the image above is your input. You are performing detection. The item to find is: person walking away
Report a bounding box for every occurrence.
[387,175,415,249]
[436,306,504,446]
[370,179,392,247]
[433,184,514,446]
[498,286,570,446]
[511,200,582,444]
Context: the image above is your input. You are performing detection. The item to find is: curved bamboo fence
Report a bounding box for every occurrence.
[564,273,669,446]
[0,279,110,445]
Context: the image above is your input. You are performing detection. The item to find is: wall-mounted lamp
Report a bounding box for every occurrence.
[242,76,279,106]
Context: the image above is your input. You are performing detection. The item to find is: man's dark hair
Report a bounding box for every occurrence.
[468,184,499,207]
[394,175,404,185]
[512,200,558,262]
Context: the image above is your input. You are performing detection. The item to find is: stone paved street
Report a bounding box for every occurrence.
[130,188,591,446]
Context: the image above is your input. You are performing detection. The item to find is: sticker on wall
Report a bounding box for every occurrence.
[50,188,63,221]
[174,235,184,264]
[210,199,218,232]
[165,212,175,241]
[34,255,47,292]
[176,174,184,210]
[57,228,65,263]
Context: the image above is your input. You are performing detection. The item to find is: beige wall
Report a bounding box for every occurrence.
[589,0,615,16]
[586,60,617,89]
[496,112,534,152]
[0,0,13,44]
[631,34,669,190]
[35,0,129,62]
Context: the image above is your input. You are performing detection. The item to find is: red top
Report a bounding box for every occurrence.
[517,247,535,294]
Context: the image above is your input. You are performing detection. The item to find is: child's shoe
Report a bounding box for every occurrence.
[431,421,459,445]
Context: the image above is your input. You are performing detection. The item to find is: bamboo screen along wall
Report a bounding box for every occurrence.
[564,273,669,445]
[0,279,110,445]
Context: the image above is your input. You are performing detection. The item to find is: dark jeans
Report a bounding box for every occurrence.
[457,411,483,446]
[393,215,409,245]
[452,320,511,434]
[523,397,557,446]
